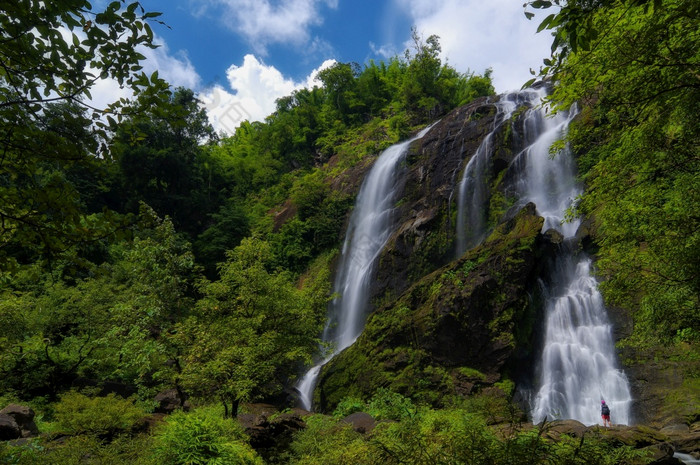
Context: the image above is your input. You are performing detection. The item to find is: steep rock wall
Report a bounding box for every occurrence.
[315,204,552,411]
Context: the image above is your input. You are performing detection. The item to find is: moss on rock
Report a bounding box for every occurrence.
[315,203,548,412]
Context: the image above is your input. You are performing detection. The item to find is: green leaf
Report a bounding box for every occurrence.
[522,78,537,89]
[537,13,556,32]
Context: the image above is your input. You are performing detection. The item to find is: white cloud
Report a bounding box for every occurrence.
[369,41,399,60]
[199,55,336,134]
[198,0,337,54]
[83,37,201,116]
[56,26,202,112]
[60,19,333,136]
[303,58,337,88]
[394,0,553,92]
[140,38,202,90]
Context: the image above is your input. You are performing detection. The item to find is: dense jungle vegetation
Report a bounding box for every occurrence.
[1,0,697,463]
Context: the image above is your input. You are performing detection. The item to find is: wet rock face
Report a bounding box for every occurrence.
[316,204,550,411]
[372,97,498,302]
[370,93,539,322]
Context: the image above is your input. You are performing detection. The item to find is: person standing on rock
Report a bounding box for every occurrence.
[601,400,611,427]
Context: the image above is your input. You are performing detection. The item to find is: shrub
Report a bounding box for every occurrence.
[371,408,500,465]
[40,434,152,465]
[289,415,372,465]
[332,397,365,419]
[54,391,145,437]
[148,406,262,465]
[366,388,416,421]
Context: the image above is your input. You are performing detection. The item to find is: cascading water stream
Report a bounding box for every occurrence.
[297,125,435,411]
[454,87,631,425]
[503,88,632,426]
[455,90,542,256]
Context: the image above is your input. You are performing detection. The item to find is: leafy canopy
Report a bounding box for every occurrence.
[0,0,167,273]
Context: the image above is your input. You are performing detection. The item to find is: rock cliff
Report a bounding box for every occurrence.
[312,92,558,411]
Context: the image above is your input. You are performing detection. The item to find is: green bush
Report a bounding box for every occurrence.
[148,406,262,465]
[39,434,152,465]
[54,392,145,437]
[288,405,650,465]
[366,388,416,421]
[370,408,500,465]
[332,396,365,419]
[289,415,372,465]
[0,440,43,465]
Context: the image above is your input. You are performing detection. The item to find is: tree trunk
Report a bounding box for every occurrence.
[221,395,240,418]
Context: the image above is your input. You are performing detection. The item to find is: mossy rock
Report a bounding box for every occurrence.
[315,203,548,412]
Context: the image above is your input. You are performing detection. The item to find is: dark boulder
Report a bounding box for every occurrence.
[643,443,682,464]
[238,406,307,462]
[0,405,38,438]
[663,424,691,435]
[0,414,21,441]
[154,388,191,414]
[668,432,700,457]
[543,419,589,439]
[341,412,376,434]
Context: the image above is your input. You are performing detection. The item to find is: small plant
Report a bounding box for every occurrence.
[458,366,487,381]
[333,396,366,419]
[461,260,477,274]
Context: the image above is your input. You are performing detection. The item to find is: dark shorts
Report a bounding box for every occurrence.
[602,414,610,421]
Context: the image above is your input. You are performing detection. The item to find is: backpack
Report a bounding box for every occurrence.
[602,404,610,416]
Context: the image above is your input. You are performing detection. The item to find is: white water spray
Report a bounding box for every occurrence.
[297,125,435,410]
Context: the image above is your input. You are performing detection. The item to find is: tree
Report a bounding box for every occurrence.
[0,0,166,273]
[176,237,330,416]
[317,62,362,124]
[402,28,444,118]
[0,205,197,399]
[110,87,217,236]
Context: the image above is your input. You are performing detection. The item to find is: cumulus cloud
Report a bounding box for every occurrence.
[64,16,330,136]
[394,0,552,92]
[140,38,202,90]
[85,38,201,114]
[199,55,336,134]
[197,0,337,54]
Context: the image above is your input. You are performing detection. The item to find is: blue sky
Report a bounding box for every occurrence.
[126,0,553,133]
[144,0,412,86]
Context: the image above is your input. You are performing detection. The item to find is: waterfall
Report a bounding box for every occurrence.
[454,86,631,425]
[503,88,632,426]
[297,124,435,411]
[455,90,539,256]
